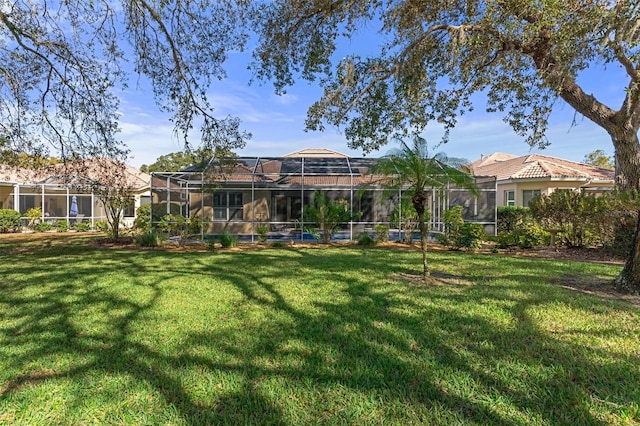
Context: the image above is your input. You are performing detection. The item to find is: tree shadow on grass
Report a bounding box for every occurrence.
[1,241,638,424]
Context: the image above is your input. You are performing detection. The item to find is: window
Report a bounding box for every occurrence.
[123,198,135,217]
[504,190,515,207]
[213,192,243,221]
[522,190,541,207]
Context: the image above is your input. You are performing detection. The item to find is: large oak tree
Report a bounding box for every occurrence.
[0,0,250,163]
[250,1,640,293]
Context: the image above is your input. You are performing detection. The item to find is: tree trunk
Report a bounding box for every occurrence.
[412,191,429,280]
[611,130,640,294]
[418,213,429,280]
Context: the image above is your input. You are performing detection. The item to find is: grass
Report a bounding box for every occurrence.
[1,234,639,425]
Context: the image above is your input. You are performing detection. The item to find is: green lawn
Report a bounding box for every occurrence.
[1,234,639,425]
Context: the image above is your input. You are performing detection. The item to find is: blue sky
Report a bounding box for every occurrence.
[116,37,621,169]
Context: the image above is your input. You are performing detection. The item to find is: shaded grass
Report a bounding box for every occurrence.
[1,235,639,425]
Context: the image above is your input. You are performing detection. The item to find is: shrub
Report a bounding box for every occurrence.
[497,220,548,249]
[305,191,356,243]
[374,224,389,242]
[0,209,21,233]
[34,222,53,232]
[73,221,91,232]
[497,206,531,234]
[458,223,486,251]
[390,200,418,244]
[134,229,164,247]
[94,220,109,233]
[356,232,375,246]
[25,207,42,229]
[219,231,238,248]
[256,225,269,243]
[529,190,610,248]
[438,206,486,251]
[271,241,286,248]
[55,220,69,232]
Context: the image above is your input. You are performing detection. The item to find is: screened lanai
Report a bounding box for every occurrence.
[150,155,497,242]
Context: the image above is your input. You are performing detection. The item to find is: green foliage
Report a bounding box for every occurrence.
[305,191,355,243]
[0,209,21,233]
[25,207,42,229]
[529,190,610,248]
[369,137,477,278]
[256,225,269,243]
[133,204,164,232]
[94,220,109,233]
[497,220,548,249]
[497,207,531,234]
[0,3,248,164]
[73,221,92,232]
[218,231,238,248]
[134,230,164,248]
[374,224,389,242]
[270,241,286,248]
[356,232,375,246]
[583,149,614,170]
[390,200,418,244]
[55,220,69,233]
[496,207,547,249]
[438,206,485,251]
[34,221,53,232]
[140,149,216,173]
[158,214,203,240]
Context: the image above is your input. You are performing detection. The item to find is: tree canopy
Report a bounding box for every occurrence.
[139,148,236,173]
[250,1,639,178]
[0,0,250,163]
[583,149,615,170]
[249,0,640,292]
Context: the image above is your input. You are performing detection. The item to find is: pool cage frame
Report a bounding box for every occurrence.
[150,156,497,242]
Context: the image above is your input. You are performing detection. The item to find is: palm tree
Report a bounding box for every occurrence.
[370,136,477,281]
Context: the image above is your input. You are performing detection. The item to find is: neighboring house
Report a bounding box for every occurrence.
[151,148,498,240]
[0,159,151,229]
[468,152,615,207]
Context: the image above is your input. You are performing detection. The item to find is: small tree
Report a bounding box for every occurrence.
[305,191,355,244]
[65,158,138,241]
[370,137,477,281]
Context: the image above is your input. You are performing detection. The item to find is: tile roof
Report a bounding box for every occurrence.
[468,153,614,182]
[0,159,151,191]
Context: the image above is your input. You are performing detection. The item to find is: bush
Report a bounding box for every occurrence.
[256,225,269,243]
[94,220,109,233]
[134,230,164,247]
[438,206,486,251]
[219,231,238,248]
[529,190,609,248]
[458,223,486,251]
[55,220,69,232]
[497,207,531,234]
[25,207,42,229]
[0,209,21,233]
[271,241,286,248]
[73,221,91,232]
[374,224,389,242]
[497,220,548,249]
[34,222,53,232]
[356,232,375,246]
